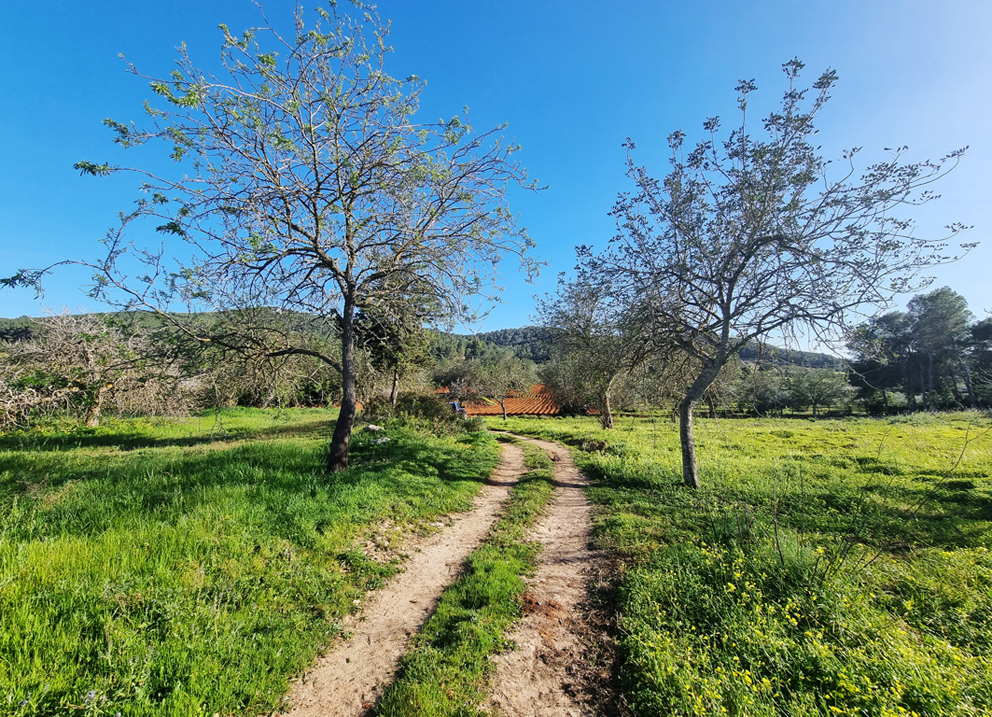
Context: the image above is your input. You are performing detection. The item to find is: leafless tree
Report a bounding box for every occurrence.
[1,312,188,428]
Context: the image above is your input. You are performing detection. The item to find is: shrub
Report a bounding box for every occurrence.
[386,392,470,436]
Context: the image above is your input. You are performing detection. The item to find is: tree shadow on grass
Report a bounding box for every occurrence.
[769,482,992,552]
[877,485,992,549]
[347,430,496,485]
[577,451,992,556]
[0,418,334,453]
[0,427,497,547]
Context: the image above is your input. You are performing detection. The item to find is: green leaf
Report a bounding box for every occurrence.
[73,161,113,177]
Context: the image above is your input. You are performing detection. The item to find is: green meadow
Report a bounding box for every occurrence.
[502,412,992,717]
[0,408,499,716]
[4,408,992,716]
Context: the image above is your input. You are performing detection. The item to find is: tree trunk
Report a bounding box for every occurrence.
[679,362,724,489]
[501,396,508,421]
[85,402,102,428]
[919,354,927,410]
[599,390,614,429]
[327,294,358,472]
[706,393,716,419]
[390,367,400,407]
[902,356,917,410]
[84,383,112,428]
[679,397,700,489]
[954,343,978,410]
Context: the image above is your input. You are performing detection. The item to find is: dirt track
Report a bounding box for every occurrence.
[485,435,609,717]
[281,442,525,717]
[280,434,622,716]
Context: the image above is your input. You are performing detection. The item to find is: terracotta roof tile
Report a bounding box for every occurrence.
[461,384,560,417]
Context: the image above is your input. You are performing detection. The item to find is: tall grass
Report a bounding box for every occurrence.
[0,408,499,716]
[502,412,992,716]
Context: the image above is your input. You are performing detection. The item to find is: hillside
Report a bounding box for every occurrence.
[474,325,843,369]
[2,313,844,371]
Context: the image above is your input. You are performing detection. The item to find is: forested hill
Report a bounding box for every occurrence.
[0,309,338,343]
[737,342,846,370]
[2,313,841,369]
[475,326,553,363]
[0,316,35,342]
[473,325,842,369]
[429,326,553,364]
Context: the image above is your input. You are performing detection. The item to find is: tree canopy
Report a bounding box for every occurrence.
[847,286,986,411]
[537,271,663,428]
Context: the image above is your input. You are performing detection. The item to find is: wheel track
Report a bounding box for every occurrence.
[280,434,623,716]
[485,434,615,717]
[280,441,525,717]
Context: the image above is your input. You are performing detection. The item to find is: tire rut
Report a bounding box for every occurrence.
[485,435,612,717]
[280,441,526,717]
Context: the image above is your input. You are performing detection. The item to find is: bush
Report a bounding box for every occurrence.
[359,394,396,424]
[385,391,473,436]
[394,392,457,419]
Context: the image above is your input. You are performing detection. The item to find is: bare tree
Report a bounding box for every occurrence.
[1,312,187,427]
[198,348,342,409]
[592,59,971,487]
[8,3,537,469]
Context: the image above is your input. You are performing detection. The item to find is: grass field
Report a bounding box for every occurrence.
[501,412,992,716]
[5,408,992,716]
[0,408,500,717]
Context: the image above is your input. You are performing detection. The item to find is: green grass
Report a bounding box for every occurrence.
[375,439,555,716]
[0,408,500,717]
[500,412,992,716]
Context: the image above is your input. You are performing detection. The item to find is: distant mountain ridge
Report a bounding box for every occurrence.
[1,314,844,370]
[472,325,843,369]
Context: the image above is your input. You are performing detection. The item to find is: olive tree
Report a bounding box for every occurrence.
[470,354,535,421]
[10,3,537,470]
[786,368,850,417]
[592,59,970,487]
[537,271,662,428]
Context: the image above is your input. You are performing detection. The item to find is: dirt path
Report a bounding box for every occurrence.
[280,441,526,717]
[485,435,614,717]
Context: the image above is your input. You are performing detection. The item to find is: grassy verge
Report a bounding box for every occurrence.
[501,412,992,716]
[375,439,555,716]
[0,408,500,717]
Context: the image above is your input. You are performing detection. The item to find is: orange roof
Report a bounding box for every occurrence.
[461,384,560,417]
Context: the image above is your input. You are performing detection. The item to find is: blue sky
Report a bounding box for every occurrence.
[2,0,990,332]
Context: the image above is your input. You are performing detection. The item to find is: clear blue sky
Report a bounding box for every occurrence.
[2,0,990,331]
